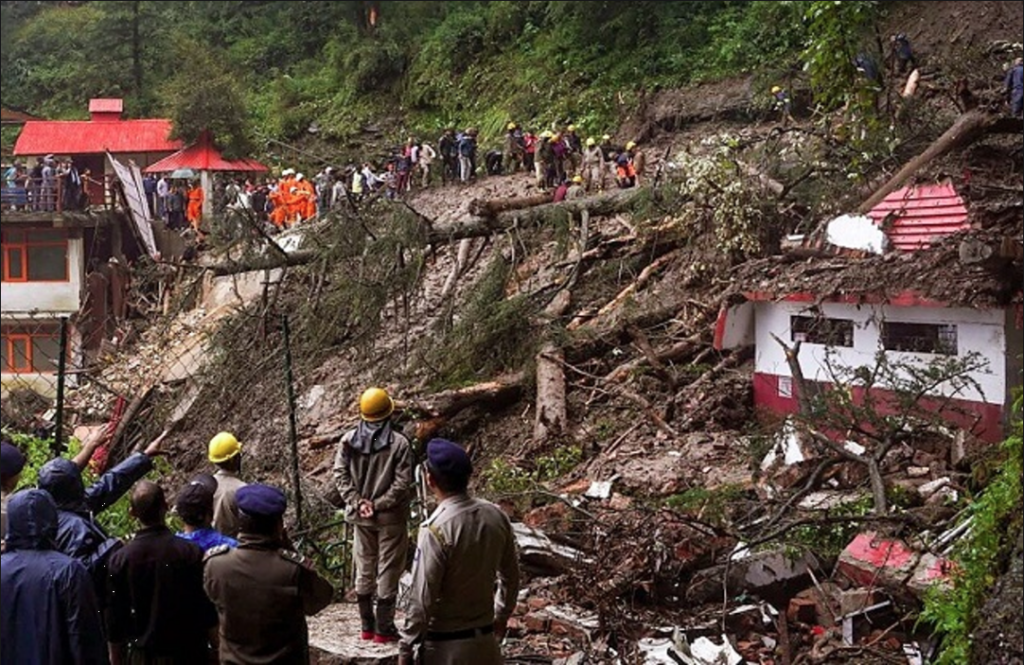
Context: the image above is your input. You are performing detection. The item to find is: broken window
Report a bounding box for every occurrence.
[791,316,855,347]
[1,229,69,282]
[881,322,958,356]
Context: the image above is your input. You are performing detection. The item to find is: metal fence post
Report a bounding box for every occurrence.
[53,316,69,455]
[281,315,304,530]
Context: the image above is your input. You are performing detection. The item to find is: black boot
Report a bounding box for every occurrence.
[357,594,376,640]
[373,596,398,644]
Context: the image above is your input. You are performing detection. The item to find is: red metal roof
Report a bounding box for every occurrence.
[13,118,181,156]
[144,131,268,173]
[88,98,124,114]
[867,183,970,253]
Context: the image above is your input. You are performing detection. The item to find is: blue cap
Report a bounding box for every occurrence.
[426,439,473,483]
[235,484,287,519]
[1,442,27,482]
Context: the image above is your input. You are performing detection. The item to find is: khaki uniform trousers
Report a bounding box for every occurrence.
[354,522,408,598]
[422,633,502,665]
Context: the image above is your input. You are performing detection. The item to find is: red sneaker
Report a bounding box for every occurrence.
[360,631,375,641]
[373,633,399,644]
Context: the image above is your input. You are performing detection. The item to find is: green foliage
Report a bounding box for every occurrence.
[922,396,1024,664]
[665,484,747,527]
[427,255,538,388]
[484,445,583,496]
[802,1,880,111]
[159,37,254,159]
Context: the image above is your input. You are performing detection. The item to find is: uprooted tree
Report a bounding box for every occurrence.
[774,333,990,515]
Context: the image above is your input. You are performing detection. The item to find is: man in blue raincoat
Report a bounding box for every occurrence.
[1,489,109,664]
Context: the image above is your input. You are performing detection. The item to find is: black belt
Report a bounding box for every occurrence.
[426,624,494,642]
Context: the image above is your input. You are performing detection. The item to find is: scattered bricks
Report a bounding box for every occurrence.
[523,502,570,531]
[788,597,819,625]
[527,596,552,612]
[560,479,591,495]
[837,533,920,591]
[907,467,931,479]
[907,553,953,599]
[838,589,879,617]
[523,612,550,634]
[795,581,843,626]
[505,617,525,638]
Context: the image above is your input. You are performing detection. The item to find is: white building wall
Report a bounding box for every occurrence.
[754,301,1006,406]
[0,237,84,316]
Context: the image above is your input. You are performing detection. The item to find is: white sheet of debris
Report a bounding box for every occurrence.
[638,634,743,665]
[826,214,888,255]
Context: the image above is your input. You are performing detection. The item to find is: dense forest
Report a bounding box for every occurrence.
[2,1,849,157]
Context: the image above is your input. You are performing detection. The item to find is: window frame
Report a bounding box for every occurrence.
[1,328,61,374]
[881,321,959,357]
[790,314,856,348]
[1,228,70,283]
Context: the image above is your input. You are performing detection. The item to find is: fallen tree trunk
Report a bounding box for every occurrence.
[407,373,526,419]
[858,111,1024,214]
[567,251,678,331]
[534,292,572,445]
[428,188,646,243]
[205,249,318,276]
[470,193,553,217]
[604,332,705,384]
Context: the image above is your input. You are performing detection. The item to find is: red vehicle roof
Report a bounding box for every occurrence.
[144,131,268,173]
[13,118,182,156]
[867,183,970,253]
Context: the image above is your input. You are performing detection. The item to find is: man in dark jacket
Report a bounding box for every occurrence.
[37,431,167,596]
[1,489,109,665]
[107,481,218,665]
[1007,57,1023,117]
[204,484,334,665]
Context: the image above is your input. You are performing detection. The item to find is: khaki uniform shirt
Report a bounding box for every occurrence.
[204,533,334,665]
[400,494,520,644]
[333,428,414,527]
[213,471,246,539]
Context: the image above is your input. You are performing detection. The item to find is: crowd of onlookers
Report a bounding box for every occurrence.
[3,155,89,212]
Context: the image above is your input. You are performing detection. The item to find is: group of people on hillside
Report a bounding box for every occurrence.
[1,385,519,665]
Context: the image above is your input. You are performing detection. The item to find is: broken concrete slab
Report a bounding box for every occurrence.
[512,522,588,576]
[308,603,398,664]
[837,533,920,591]
[687,547,820,604]
[907,553,953,599]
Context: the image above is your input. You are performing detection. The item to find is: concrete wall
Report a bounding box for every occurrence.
[754,301,1006,405]
[0,236,84,316]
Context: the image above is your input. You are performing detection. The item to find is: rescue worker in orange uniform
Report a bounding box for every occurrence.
[186,181,205,236]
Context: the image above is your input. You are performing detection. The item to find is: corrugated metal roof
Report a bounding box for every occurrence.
[867,183,970,253]
[13,119,181,156]
[88,98,124,114]
[144,131,268,173]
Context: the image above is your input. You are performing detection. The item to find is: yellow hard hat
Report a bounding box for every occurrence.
[359,387,394,422]
[567,124,577,132]
[572,175,584,184]
[771,86,782,94]
[507,122,517,131]
[549,133,561,142]
[625,141,637,150]
[586,137,596,147]
[602,134,612,141]
[208,432,242,464]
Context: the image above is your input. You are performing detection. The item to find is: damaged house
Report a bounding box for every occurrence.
[720,182,1023,443]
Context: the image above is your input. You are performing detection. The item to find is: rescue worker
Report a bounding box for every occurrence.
[204,484,334,665]
[334,387,415,643]
[566,175,587,200]
[175,475,239,553]
[1,439,27,547]
[438,128,459,185]
[535,131,554,190]
[107,481,218,665]
[564,124,583,176]
[398,439,520,665]
[1007,57,1023,118]
[502,123,525,174]
[582,137,606,192]
[1,490,109,665]
[37,430,167,599]
[771,85,794,126]
[208,432,247,539]
[185,181,205,236]
[890,33,917,75]
[627,141,646,187]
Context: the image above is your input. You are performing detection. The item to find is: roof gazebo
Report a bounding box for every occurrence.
[145,130,268,217]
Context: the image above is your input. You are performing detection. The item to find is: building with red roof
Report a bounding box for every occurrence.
[13,98,182,206]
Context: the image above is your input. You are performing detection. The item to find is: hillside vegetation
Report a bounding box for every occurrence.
[4,1,829,156]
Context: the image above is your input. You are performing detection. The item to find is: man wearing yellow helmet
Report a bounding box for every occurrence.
[566,175,587,200]
[564,124,583,177]
[334,387,414,644]
[582,136,606,192]
[772,85,794,126]
[503,122,526,174]
[208,432,248,539]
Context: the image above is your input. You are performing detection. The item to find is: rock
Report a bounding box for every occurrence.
[907,553,953,599]
[836,533,920,592]
[308,604,398,664]
[687,547,820,604]
[513,522,589,577]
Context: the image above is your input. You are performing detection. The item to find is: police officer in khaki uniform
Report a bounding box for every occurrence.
[334,387,414,643]
[204,484,334,665]
[398,439,520,665]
